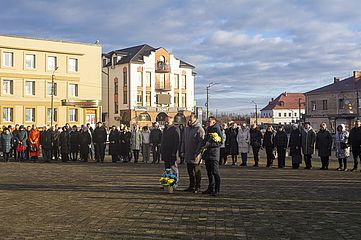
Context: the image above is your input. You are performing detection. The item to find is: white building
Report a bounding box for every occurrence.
[102,44,196,127]
[260,92,305,125]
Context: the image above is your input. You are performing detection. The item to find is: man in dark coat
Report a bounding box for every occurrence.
[109,126,120,162]
[275,125,288,168]
[40,126,53,162]
[226,123,239,165]
[59,126,70,162]
[288,124,302,169]
[250,124,263,167]
[161,116,180,186]
[150,123,162,164]
[348,120,361,171]
[316,123,333,170]
[93,122,107,163]
[52,126,61,161]
[79,126,92,162]
[263,126,275,167]
[182,113,205,193]
[202,116,223,197]
[69,125,80,161]
[301,122,316,169]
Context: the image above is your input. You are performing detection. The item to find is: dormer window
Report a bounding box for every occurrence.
[113,56,117,65]
[279,101,284,106]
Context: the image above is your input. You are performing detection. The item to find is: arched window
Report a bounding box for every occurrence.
[156,112,168,123]
[174,113,186,125]
[138,112,151,122]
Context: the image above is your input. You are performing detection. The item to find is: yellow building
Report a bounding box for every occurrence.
[0,35,102,127]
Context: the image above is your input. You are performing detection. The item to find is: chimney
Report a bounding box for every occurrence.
[334,77,340,83]
[284,91,287,96]
[271,98,274,101]
[354,71,361,80]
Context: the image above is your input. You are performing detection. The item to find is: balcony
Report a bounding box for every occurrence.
[155,61,170,73]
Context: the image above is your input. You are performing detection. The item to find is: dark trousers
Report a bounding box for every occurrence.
[3,152,10,162]
[266,147,274,167]
[240,153,248,166]
[95,142,105,162]
[152,144,161,163]
[320,156,329,169]
[61,153,69,162]
[133,150,140,163]
[231,155,237,164]
[111,154,119,163]
[304,154,312,168]
[13,147,17,160]
[52,145,59,161]
[277,147,286,168]
[338,158,348,169]
[187,163,201,190]
[70,151,78,161]
[43,148,52,162]
[352,147,361,169]
[219,148,227,165]
[81,152,89,162]
[205,160,221,193]
[252,146,260,166]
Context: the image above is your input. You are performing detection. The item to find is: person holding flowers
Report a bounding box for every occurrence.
[201,116,223,197]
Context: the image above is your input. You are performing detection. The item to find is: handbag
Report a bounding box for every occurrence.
[16,143,25,152]
[30,145,38,153]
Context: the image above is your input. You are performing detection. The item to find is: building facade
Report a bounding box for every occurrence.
[305,71,361,131]
[260,92,305,125]
[102,44,195,127]
[0,35,102,127]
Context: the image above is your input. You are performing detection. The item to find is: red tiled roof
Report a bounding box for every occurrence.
[261,92,305,111]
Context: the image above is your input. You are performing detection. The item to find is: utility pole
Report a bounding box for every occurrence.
[298,98,301,123]
[251,100,258,125]
[205,82,219,119]
[357,90,360,120]
[51,67,59,128]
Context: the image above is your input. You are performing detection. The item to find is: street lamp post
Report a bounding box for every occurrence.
[51,67,59,128]
[251,100,258,125]
[205,82,219,119]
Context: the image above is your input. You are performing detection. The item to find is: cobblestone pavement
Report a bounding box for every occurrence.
[0,157,360,239]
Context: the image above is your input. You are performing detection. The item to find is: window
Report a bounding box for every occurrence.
[160,74,165,88]
[311,101,317,111]
[137,72,143,87]
[123,69,127,87]
[338,99,344,109]
[279,101,284,107]
[114,79,118,95]
[47,56,57,70]
[284,113,287,117]
[123,91,128,104]
[2,80,13,95]
[146,92,151,106]
[114,78,118,114]
[69,109,78,122]
[181,75,186,89]
[174,74,179,88]
[47,108,58,122]
[113,56,117,66]
[25,108,35,122]
[25,81,35,96]
[25,54,36,69]
[145,72,151,87]
[114,101,119,114]
[278,113,281,117]
[68,58,78,72]
[47,82,57,96]
[3,108,13,122]
[322,100,328,110]
[289,112,292,117]
[137,91,143,106]
[181,93,187,107]
[294,112,297,117]
[174,94,179,107]
[3,52,13,67]
[69,84,78,97]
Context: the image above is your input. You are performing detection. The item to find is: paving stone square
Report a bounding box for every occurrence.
[0,157,360,239]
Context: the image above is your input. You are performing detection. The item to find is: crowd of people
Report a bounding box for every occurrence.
[1,115,361,197]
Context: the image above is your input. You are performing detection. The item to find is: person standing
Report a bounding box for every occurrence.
[263,125,275,167]
[86,123,95,161]
[1,128,13,162]
[178,124,185,164]
[182,113,205,193]
[237,123,250,167]
[28,125,40,162]
[250,124,262,167]
[202,116,222,196]
[12,124,19,161]
[52,127,61,161]
[131,124,142,163]
[150,122,162,164]
[335,124,350,171]
[109,125,120,163]
[219,123,228,165]
[348,120,361,171]
[141,126,151,163]
[59,126,70,162]
[315,123,333,170]
[26,125,32,161]
[301,122,316,169]
[15,125,28,161]
[120,126,131,162]
[227,123,239,165]
[275,125,288,168]
[161,116,180,187]
[288,124,302,169]
[69,125,80,161]
[93,122,107,163]
[40,126,54,162]
[79,126,92,162]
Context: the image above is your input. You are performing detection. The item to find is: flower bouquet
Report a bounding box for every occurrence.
[195,132,222,165]
[159,168,177,193]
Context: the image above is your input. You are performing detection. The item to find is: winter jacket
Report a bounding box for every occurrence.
[237,128,250,153]
[141,130,151,144]
[335,125,350,158]
[93,126,107,144]
[275,130,288,149]
[1,132,13,153]
[14,129,28,147]
[131,130,142,150]
[202,123,222,161]
[28,129,40,157]
[109,129,120,155]
[348,126,361,147]
[79,131,92,155]
[301,127,316,155]
[263,131,275,148]
[226,127,239,155]
[150,129,162,144]
[182,120,205,164]
[250,128,262,148]
[161,125,180,165]
[69,130,80,152]
[288,129,302,157]
[40,129,54,150]
[316,129,333,157]
[59,131,70,154]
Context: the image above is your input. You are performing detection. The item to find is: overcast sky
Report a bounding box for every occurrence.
[1,0,361,113]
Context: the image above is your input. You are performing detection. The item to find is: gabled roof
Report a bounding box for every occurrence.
[261,92,305,111]
[180,60,195,69]
[306,75,361,95]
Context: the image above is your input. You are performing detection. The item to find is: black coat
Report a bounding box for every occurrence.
[109,129,121,155]
[161,125,180,164]
[69,131,80,152]
[203,123,222,161]
[250,128,262,148]
[348,127,361,147]
[301,128,316,155]
[79,131,91,155]
[275,130,288,149]
[150,129,162,144]
[316,129,333,157]
[120,131,131,156]
[93,127,107,144]
[40,129,53,150]
[263,131,275,148]
[288,129,302,156]
[59,131,70,154]
[226,127,238,155]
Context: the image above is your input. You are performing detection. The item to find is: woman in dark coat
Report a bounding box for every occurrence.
[226,123,239,165]
[1,128,13,162]
[59,126,70,162]
[120,126,131,162]
[263,125,275,167]
[109,126,120,163]
[275,126,288,168]
[315,123,333,170]
[250,124,263,167]
[79,126,92,162]
[69,125,80,161]
[288,124,302,169]
[14,125,28,161]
